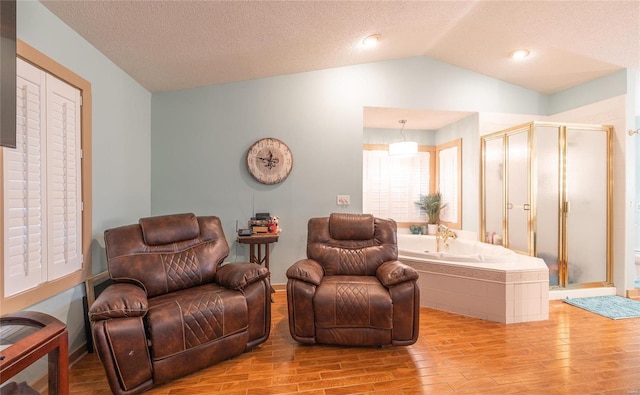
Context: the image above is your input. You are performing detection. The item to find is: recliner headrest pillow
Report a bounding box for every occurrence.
[139,213,200,246]
[329,213,374,240]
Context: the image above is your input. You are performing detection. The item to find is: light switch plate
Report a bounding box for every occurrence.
[337,195,350,205]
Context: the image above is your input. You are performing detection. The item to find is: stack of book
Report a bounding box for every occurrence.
[249,212,271,233]
[249,219,270,233]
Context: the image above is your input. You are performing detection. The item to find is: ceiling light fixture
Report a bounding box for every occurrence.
[389,120,418,157]
[510,49,530,60]
[361,34,381,48]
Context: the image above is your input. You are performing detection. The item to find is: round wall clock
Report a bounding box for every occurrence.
[246,138,293,184]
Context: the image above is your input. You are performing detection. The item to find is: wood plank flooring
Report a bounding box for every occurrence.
[67,291,640,394]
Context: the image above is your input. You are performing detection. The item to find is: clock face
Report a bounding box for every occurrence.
[246,138,293,184]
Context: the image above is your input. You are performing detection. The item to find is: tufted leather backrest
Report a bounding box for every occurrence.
[307,213,398,276]
[104,213,230,297]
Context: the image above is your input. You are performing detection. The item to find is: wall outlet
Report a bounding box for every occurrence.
[337,195,350,205]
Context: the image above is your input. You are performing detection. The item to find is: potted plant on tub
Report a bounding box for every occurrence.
[415,192,447,235]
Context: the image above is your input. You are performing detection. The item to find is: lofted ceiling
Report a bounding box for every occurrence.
[40,0,639,129]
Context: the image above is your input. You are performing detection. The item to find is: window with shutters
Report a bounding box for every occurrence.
[363,144,435,224]
[1,40,92,313]
[363,139,461,228]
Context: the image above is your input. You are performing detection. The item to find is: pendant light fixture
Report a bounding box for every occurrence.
[388,119,418,157]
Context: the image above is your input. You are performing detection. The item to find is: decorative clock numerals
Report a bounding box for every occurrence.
[246,138,293,184]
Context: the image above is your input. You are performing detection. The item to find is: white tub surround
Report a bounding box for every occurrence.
[398,234,549,324]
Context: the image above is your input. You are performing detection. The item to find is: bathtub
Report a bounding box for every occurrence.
[398,234,516,264]
[397,234,549,324]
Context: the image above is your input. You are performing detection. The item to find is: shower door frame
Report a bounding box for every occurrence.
[480,121,614,289]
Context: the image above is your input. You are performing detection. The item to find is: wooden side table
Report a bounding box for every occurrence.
[0,311,69,395]
[237,234,279,301]
[237,234,279,270]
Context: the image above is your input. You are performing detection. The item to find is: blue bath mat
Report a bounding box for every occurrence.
[563,295,640,320]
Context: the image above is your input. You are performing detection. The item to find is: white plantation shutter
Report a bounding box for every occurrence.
[363,150,390,216]
[410,152,430,219]
[4,59,46,295]
[46,75,82,279]
[3,59,82,297]
[389,157,410,218]
[363,148,431,222]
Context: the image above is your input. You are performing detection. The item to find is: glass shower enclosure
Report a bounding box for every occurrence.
[481,122,613,289]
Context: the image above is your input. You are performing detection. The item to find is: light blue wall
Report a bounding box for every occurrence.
[549,69,628,114]
[434,114,480,231]
[15,1,152,355]
[151,57,548,285]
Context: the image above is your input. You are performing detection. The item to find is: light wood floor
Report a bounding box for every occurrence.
[68,291,640,394]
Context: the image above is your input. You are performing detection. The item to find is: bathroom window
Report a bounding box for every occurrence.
[363,139,461,228]
[1,41,92,313]
[363,145,435,224]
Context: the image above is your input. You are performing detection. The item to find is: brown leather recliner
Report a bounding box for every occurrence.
[286,213,419,346]
[89,213,271,395]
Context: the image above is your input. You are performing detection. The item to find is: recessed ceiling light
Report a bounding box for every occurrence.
[361,34,381,48]
[510,49,530,60]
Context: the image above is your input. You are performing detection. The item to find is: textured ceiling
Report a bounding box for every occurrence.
[40,0,640,129]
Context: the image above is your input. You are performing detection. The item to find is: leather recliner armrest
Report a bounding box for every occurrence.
[215,262,269,290]
[376,260,419,287]
[89,283,148,321]
[286,259,324,286]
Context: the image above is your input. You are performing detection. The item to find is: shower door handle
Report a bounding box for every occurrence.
[507,203,530,210]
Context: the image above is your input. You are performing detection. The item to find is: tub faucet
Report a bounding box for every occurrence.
[436,224,457,251]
